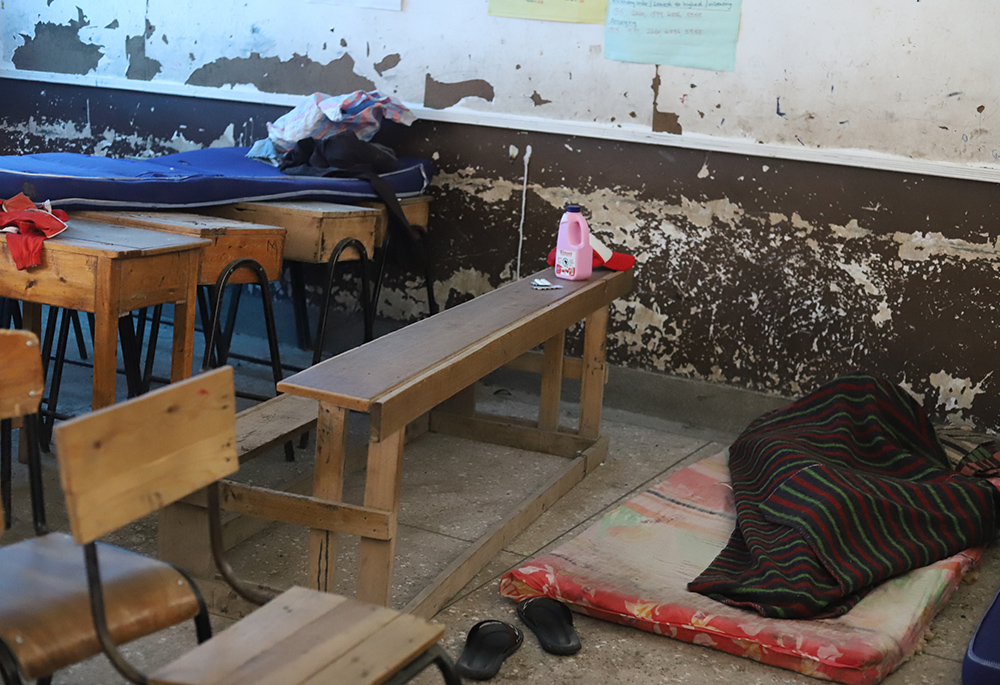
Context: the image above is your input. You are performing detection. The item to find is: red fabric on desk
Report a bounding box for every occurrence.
[1,193,68,270]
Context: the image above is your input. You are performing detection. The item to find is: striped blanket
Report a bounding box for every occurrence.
[688,373,1000,619]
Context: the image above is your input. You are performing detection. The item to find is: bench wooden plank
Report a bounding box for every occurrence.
[181,480,394,540]
[150,586,442,685]
[235,394,318,464]
[300,612,443,685]
[277,268,633,440]
[504,349,586,379]
[429,409,596,458]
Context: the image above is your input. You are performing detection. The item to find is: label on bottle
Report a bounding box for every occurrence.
[554,248,576,278]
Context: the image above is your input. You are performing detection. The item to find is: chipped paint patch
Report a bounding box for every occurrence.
[11,8,103,75]
[652,110,682,135]
[530,91,552,107]
[872,301,892,327]
[836,261,881,297]
[894,231,1000,262]
[424,75,496,110]
[928,371,990,412]
[373,53,401,76]
[433,169,520,205]
[897,380,926,406]
[125,24,162,81]
[186,52,374,94]
[0,116,240,156]
[829,219,870,240]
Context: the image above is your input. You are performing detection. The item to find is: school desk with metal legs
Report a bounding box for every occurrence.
[0,219,209,410]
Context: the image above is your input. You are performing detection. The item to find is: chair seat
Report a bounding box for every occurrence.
[0,533,202,680]
[150,586,444,685]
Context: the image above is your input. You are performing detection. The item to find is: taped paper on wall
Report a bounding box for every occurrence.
[489,0,609,24]
[605,0,742,71]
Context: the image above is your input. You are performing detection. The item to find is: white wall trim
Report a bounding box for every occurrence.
[7,68,1000,184]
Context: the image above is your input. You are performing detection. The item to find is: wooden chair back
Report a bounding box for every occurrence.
[0,329,44,421]
[53,367,238,545]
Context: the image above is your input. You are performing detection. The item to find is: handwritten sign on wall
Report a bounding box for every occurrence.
[488,0,610,24]
[605,0,742,71]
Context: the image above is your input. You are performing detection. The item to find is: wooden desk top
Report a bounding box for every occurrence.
[278,267,633,439]
[69,211,286,239]
[1,219,211,258]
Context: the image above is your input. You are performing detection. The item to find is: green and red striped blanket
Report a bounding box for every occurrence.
[688,373,1000,619]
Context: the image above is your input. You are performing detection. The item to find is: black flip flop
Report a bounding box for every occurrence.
[516,597,582,656]
[455,619,524,680]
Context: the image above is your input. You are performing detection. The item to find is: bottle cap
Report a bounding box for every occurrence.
[566,205,581,213]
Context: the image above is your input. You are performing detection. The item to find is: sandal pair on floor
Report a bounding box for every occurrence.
[456,597,581,680]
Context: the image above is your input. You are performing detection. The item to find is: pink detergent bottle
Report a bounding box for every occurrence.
[553,205,592,281]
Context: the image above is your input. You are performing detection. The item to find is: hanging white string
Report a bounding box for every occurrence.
[516,144,533,281]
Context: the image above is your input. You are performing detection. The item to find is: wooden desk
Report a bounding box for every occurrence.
[198,201,378,263]
[0,220,209,409]
[70,211,286,285]
[197,200,389,351]
[276,267,633,617]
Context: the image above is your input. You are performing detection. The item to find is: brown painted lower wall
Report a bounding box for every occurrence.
[3,80,998,430]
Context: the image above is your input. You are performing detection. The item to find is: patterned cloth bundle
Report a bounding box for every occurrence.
[688,373,1000,619]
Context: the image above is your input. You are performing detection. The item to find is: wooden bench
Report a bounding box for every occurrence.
[159,266,632,618]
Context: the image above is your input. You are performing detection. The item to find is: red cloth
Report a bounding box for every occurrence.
[1,194,68,269]
[545,246,635,271]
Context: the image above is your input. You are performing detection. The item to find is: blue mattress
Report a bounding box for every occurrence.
[0,146,433,210]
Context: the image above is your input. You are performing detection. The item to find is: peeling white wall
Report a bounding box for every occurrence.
[0,0,656,127]
[655,1,1000,168]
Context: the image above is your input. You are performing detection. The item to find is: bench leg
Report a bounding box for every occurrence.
[158,499,215,579]
[538,332,566,431]
[578,305,610,440]
[309,404,349,592]
[356,428,405,606]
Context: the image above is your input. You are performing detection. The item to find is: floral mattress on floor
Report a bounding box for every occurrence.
[499,450,983,684]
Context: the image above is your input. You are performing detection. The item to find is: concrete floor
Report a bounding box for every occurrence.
[4,303,999,684]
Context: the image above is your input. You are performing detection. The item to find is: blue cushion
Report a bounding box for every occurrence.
[0,146,433,210]
[964,585,1000,684]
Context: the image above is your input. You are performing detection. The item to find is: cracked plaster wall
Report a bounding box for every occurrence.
[2,2,1000,431]
[3,80,999,432]
[1,1,654,127]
